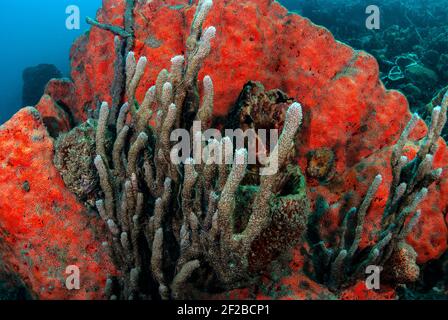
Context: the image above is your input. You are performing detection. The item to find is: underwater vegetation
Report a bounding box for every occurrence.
[0,0,448,300]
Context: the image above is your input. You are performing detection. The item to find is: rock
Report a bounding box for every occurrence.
[0,108,116,299]
[422,50,440,68]
[68,0,418,178]
[405,64,439,89]
[35,94,72,138]
[22,64,62,107]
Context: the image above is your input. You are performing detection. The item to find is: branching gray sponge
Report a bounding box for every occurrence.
[93,0,308,299]
[307,92,447,290]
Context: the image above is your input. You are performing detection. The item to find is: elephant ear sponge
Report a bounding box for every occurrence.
[0,108,116,299]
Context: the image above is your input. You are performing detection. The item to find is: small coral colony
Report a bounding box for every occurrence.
[1,0,448,300]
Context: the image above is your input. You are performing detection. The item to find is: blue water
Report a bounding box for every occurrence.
[0,0,102,124]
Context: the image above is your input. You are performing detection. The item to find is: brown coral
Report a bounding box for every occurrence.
[306,148,336,181]
[384,241,420,284]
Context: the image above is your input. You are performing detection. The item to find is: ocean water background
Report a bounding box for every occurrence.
[0,0,101,124]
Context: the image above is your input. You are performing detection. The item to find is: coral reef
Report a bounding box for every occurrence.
[0,0,448,300]
[0,108,116,299]
[35,94,72,138]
